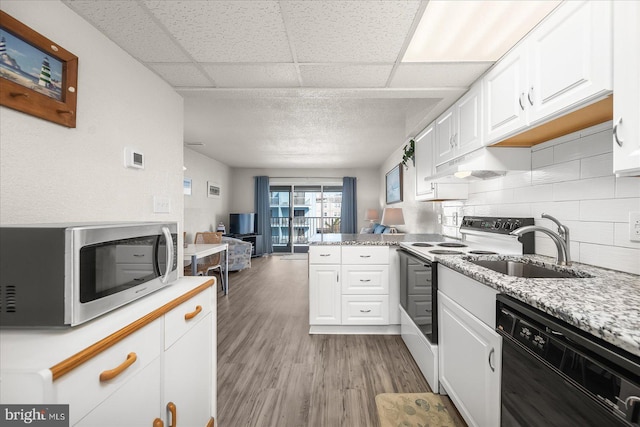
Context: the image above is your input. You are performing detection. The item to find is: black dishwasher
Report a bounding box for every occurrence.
[497,294,640,427]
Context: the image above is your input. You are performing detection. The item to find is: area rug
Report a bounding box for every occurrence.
[375,392,457,427]
[279,254,308,260]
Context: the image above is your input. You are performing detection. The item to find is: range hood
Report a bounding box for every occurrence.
[435,147,531,180]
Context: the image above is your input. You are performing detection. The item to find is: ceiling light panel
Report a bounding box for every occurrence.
[203,64,300,88]
[63,0,190,62]
[144,1,292,62]
[390,62,493,88]
[299,65,394,88]
[404,0,561,62]
[281,1,421,63]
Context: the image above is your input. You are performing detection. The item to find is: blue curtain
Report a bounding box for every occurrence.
[254,176,273,254]
[340,177,357,233]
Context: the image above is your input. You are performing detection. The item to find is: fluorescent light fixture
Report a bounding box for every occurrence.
[404,0,561,62]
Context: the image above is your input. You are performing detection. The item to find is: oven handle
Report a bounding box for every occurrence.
[397,248,432,267]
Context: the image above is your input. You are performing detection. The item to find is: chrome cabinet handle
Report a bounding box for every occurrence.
[133,254,145,257]
[614,118,623,147]
[319,254,331,257]
[488,348,495,372]
[359,279,371,282]
[360,309,371,313]
[519,93,525,110]
[359,255,371,258]
[528,87,534,106]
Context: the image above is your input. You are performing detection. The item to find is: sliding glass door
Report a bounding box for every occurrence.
[269,184,343,253]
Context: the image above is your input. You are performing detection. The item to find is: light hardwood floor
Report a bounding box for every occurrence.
[217,255,466,427]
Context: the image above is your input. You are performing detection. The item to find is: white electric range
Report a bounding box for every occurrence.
[397,216,535,392]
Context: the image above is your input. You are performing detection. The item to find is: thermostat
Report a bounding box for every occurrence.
[124,147,144,169]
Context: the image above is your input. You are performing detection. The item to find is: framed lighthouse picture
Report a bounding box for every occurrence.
[0,11,78,127]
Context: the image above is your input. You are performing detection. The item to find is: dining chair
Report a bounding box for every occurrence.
[193,231,225,291]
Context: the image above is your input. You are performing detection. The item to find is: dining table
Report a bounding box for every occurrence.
[183,243,229,295]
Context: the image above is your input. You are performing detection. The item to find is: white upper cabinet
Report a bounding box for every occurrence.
[484,0,612,145]
[613,1,640,176]
[414,124,435,199]
[527,0,612,122]
[435,81,483,166]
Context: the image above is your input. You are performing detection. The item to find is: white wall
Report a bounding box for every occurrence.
[437,123,640,275]
[183,148,231,242]
[0,2,184,228]
[230,167,379,231]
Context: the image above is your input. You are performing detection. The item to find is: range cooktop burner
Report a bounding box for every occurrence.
[429,249,465,255]
[468,250,498,255]
[412,243,434,247]
[438,242,468,248]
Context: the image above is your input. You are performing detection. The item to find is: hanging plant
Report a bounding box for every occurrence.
[402,139,415,169]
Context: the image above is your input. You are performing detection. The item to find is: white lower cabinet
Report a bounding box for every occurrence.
[309,246,398,331]
[438,265,501,427]
[75,357,162,427]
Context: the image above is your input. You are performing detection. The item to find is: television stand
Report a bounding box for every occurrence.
[225,234,263,257]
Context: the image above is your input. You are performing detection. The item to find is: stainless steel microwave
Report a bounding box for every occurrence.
[0,222,178,327]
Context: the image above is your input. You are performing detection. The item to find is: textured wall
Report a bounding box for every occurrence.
[0,1,184,227]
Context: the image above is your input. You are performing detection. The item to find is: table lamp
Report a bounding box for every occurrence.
[364,209,379,225]
[381,208,405,233]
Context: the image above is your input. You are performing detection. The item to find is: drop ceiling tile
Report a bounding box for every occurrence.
[144,1,292,63]
[299,64,393,88]
[203,64,299,88]
[63,1,189,62]
[148,63,213,87]
[389,63,493,88]
[281,1,421,63]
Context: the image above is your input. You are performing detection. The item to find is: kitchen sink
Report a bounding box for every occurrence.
[468,259,592,279]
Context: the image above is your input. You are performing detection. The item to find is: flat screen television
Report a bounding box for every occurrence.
[229,213,255,235]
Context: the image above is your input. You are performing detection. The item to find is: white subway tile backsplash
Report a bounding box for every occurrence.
[579,121,613,138]
[579,243,640,275]
[532,147,554,169]
[553,129,611,164]
[495,204,531,217]
[566,220,614,245]
[513,184,553,203]
[615,177,640,198]
[530,201,580,221]
[581,153,613,179]
[553,176,614,201]
[580,198,640,222]
[531,160,580,185]
[502,171,531,189]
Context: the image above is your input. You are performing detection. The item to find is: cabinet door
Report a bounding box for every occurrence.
[484,44,528,144]
[164,313,213,427]
[456,82,483,156]
[75,357,162,427]
[415,124,435,199]
[309,265,341,325]
[613,0,640,176]
[528,1,612,123]
[434,106,456,166]
[438,292,501,427]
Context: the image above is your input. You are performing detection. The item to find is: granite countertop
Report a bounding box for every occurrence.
[308,233,448,246]
[436,254,640,358]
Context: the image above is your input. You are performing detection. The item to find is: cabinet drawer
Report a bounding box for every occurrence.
[309,246,341,264]
[341,246,389,264]
[341,295,389,325]
[115,245,154,263]
[341,265,389,294]
[164,287,212,350]
[54,318,162,426]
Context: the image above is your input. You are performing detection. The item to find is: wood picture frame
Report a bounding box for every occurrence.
[385,163,403,204]
[0,10,78,128]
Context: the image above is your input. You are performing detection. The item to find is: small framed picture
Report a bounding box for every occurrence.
[207,181,220,198]
[385,163,403,204]
[183,177,192,195]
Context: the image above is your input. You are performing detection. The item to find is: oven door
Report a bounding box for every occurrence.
[398,249,436,343]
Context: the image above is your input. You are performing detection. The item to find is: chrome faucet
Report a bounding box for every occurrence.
[510,214,572,266]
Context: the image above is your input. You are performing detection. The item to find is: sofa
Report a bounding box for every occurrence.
[222,236,252,271]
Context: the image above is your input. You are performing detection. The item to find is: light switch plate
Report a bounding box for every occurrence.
[630,212,640,242]
[153,196,171,213]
